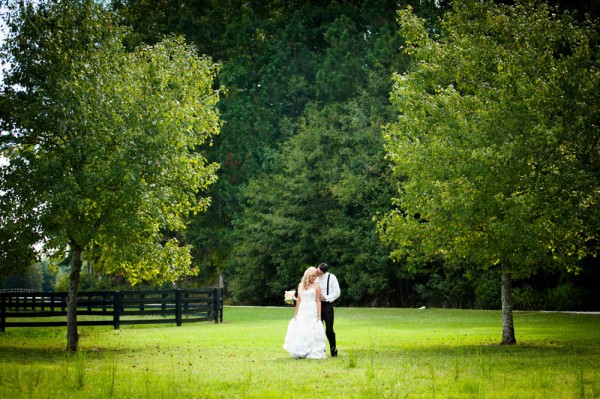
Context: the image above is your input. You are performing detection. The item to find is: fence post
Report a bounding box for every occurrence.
[113,291,121,330]
[1,294,6,332]
[212,288,219,324]
[175,289,182,327]
[87,293,92,312]
[218,288,222,323]
[161,292,168,316]
[61,293,66,312]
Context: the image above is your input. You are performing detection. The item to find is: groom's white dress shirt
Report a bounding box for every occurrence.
[317,273,341,303]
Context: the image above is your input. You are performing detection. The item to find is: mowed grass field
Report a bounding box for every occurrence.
[0,306,598,398]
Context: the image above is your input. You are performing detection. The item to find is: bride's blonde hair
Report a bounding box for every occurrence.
[299,266,317,291]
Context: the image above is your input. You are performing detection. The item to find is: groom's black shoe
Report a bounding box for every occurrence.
[331,347,338,357]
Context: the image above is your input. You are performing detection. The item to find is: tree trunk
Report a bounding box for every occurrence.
[501,267,516,345]
[67,242,83,353]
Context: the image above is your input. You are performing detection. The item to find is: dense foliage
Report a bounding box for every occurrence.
[380,0,599,342]
[1,0,598,312]
[110,0,446,305]
[0,0,220,350]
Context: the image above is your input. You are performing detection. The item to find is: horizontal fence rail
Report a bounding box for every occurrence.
[0,288,223,331]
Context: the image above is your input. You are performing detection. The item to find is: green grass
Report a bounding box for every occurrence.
[1,307,599,398]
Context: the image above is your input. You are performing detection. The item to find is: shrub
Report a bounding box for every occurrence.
[473,270,501,309]
[512,285,544,310]
[546,282,583,311]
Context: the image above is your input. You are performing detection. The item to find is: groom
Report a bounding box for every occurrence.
[315,263,340,357]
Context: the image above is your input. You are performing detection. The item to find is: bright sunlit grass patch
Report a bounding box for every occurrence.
[0,307,598,398]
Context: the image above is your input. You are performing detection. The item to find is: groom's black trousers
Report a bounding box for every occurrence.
[321,302,336,350]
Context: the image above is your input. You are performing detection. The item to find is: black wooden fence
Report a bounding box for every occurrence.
[0,288,223,332]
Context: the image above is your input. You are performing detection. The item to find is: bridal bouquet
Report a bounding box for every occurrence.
[284,290,296,305]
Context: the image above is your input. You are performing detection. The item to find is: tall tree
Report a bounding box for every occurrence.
[109,0,445,303]
[226,0,429,306]
[0,0,220,351]
[380,0,599,343]
[230,99,398,305]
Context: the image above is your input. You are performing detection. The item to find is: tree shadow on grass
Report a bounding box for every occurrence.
[272,342,567,365]
[340,339,600,363]
[0,344,144,364]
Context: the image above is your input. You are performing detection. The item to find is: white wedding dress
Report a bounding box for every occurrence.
[283,288,327,359]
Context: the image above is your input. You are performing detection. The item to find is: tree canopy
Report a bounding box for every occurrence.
[1,0,598,315]
[379,0,599,343]
[0,0,220,350]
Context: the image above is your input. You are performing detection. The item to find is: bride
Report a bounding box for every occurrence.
[283,266,327,359]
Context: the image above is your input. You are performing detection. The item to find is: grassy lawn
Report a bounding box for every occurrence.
[0,306,599,398]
